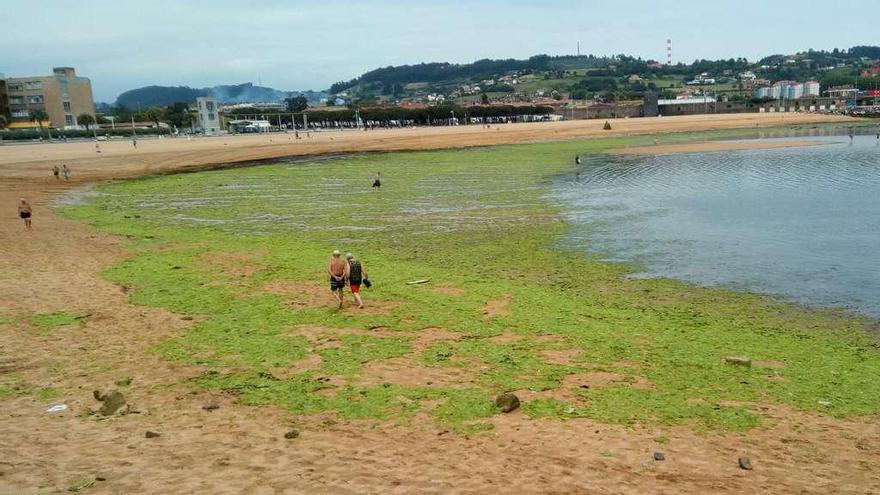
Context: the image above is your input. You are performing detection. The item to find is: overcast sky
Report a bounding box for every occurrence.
[3,0,876,102]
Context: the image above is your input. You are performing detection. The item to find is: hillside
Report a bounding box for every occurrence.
[329,46,880,106]
[115,83,326,108]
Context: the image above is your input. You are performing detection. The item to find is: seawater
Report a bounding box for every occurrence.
[553,135,880,317]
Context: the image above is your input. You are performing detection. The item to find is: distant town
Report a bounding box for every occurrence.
[1,45,878,139]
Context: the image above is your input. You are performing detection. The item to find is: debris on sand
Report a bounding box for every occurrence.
[145,431,161,439]
[202,401,220,411]
[284,429,300,439]
[724,356,751,367]
[738,457,753,470]
[93,389,126,416]
[495,392,520,413]
[654,451,665,461]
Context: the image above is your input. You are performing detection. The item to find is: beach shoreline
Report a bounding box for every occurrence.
[2,113,879,494]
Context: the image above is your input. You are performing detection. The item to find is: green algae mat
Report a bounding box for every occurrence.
[62,132,880,434]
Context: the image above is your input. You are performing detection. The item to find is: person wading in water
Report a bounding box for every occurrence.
[372,172,382,189]
[346,253,368,309]
[327,250,348,309]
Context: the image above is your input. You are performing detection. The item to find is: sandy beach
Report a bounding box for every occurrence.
[2,112,878,494]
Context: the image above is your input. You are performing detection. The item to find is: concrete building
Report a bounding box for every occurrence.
[195,96,220,134]
[753,80,820,100]
[0,78,8,127]
[4,67,95,129]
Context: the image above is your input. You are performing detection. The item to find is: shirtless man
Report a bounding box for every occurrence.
[327,250,348,308]
[18,198,33,230]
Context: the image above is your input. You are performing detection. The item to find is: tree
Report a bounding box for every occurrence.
[30,109,49,132]
[284,95,308,113]
[480,93,489,105]
[78,113,96,130]
[142,107,165,131]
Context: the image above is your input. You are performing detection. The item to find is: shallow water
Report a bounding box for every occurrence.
[553,135,880,317]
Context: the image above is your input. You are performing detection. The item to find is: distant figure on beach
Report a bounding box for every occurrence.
[575,155,581,165]
[62,164,70,181]
[328,250,348,309]
[132,137,138,148]
[372,172,382,189]
[95,142,101,154]
[18,198,32,230]
[346,253,368,309]
[52,165,60,180]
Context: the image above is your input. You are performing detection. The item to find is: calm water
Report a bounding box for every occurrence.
[553,135,880,317]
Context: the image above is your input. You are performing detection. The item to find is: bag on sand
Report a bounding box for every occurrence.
[363,277,372,288]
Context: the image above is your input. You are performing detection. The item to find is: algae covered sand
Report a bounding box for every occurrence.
[62,133,880,434]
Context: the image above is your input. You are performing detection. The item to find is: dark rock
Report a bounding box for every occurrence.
[181,316,194,321]
[284,429,300,439]
[579,384,590,389]
[724,357,752,367]
[202,402,220,411]
[93,390,126,416]
[654,451,665,461]
[145,431,161,439]
[738,457,753,470]
[495,392,520,413]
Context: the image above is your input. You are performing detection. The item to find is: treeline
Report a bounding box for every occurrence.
[228,104,554,125]
[330,54,620,93]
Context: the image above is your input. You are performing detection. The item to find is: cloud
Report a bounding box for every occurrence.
[1,0,876,101]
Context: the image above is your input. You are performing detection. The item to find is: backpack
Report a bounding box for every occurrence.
[348,260,363,284]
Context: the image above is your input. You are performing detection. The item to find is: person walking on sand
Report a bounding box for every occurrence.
[18,198,32,230]
[328,249,348,308]
[62,164,70,181]
[52,165,60,180]
[346,253,368,309]
[372,172,382,189]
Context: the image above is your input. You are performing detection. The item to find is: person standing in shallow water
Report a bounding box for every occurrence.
[52,165,60,180]
[18,198,33,230]
[346,253,368,309]
[372,172,381,189]
[62,164,70,181]
[327,250,348,309]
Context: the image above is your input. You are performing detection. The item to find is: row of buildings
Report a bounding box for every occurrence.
[0,67,96,129]
[0,66,225,134]
[753,80,820,100]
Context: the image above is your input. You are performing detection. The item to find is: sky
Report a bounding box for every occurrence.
[2,0,877,102]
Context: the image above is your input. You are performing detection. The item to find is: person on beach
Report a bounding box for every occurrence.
[18,198,32,230]
[52,165,60,180]
[346,253,367,309]
[62,164,70,181]
[132,137,138,149]
[372,172,382,189]
[328,249,348,308]
[575,155,581,165]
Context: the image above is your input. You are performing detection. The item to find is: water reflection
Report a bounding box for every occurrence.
[554,135,880,317]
